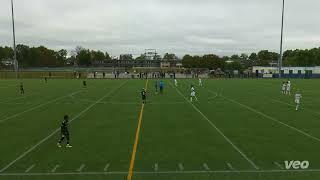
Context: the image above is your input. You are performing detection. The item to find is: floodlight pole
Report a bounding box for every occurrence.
[278,0,285,78]
[11,0,18,79]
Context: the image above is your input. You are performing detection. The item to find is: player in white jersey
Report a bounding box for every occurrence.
[174,79,178,87]
[190,85,198,102]
[199,78,203,87]
[295,91,302,111]
[286,81,291,95]
[281,82,286,94]
[191,85,195,92]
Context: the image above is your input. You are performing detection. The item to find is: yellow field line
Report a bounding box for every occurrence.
[127,79,149,180]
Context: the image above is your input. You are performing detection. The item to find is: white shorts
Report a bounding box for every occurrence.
[287,88,291,91]
[191,92,196,97]
[295,99,300,104]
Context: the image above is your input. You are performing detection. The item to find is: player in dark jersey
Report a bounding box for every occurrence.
[83,80,87,88]
[57,115,72,148]
[141,88,147,104]
[155,80,158,94]
[44,77,48,83]
[20,83,24,95]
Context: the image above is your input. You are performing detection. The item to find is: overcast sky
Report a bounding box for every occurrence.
[0,0,319,57]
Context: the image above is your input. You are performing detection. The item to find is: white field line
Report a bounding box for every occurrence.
[0,94,31,104]
[0,113,7,119]
[25,164,35,173]
[178,163,184,171]
[0,81,127,173]
[154,163,158,172]
[77,164,85,172]
[0,85,17,89]
[3,169,320,176]
[51,165,60,173]
[104,164,110,172]
[274,162,284,169]
[136,169,320,174]
[208,92,219,104]
[203,163,210,171]
[0,102,25,105]
[75,99,186,105]
[0,90,82,123]
[208,89,320,143]
[248,92,320,117]
[271,98,320,117]
[227,163,235,171]
[170,82,259,170]
[74,99,137,104]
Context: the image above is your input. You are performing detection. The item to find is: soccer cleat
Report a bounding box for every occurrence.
[66,144,72,148]
[57,143,62,148]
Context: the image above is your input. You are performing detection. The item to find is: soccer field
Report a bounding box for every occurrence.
[0,78,320,180]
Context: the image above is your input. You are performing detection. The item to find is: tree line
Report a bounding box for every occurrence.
[1,44,320,70]
[0,45,111,68]
[182,50,279,71]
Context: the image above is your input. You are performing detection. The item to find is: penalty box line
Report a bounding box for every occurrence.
[0,94,32,104]
[207,89,320,143]
[71,98,186,105]
[0,81,128,173]
[127,79,149,180]
[248,91,320,117]
[169,82,259,170]
[0,90,83,123]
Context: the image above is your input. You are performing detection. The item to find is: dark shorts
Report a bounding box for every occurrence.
[61,130,69,137]
[142,95,146,100]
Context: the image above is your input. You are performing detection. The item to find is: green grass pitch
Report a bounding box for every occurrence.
[0,78,320,180]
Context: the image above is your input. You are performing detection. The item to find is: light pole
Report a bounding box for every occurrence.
[11,0,18,79]
[278,0,285,78]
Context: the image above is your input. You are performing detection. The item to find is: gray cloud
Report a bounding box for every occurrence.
[0,0,319,57]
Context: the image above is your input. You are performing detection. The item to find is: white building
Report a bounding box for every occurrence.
[252,66,320,78]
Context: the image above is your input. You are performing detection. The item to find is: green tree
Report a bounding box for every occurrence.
[225,61,243,71]
[0,46,13,60]
[249,53,258,61]
[119,54,133,61]
[182,54,193,68]
[91,50,105,61]
[257,50,279,66]
[135,54,147,61]
[163,53,177,61]
[230,54,240,61]
[105,52,111,61]
[77,48,92,66]
[203,54,225,70]
[55,49,68,66]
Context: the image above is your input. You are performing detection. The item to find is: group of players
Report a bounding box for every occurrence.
[141,78,204,104]
[189,78,203,102]
[16,77,303,148]
[281,80,292,95]
[174,78,203,102]
[146,78,203,103]
[281,80,302,111]
[18,80,72,148]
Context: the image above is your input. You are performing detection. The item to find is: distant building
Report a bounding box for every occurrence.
[94,56,182,69]
[252,66,320,78]
[160,62,170,68]
[1,59,14,66]
[225,60,234,64]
